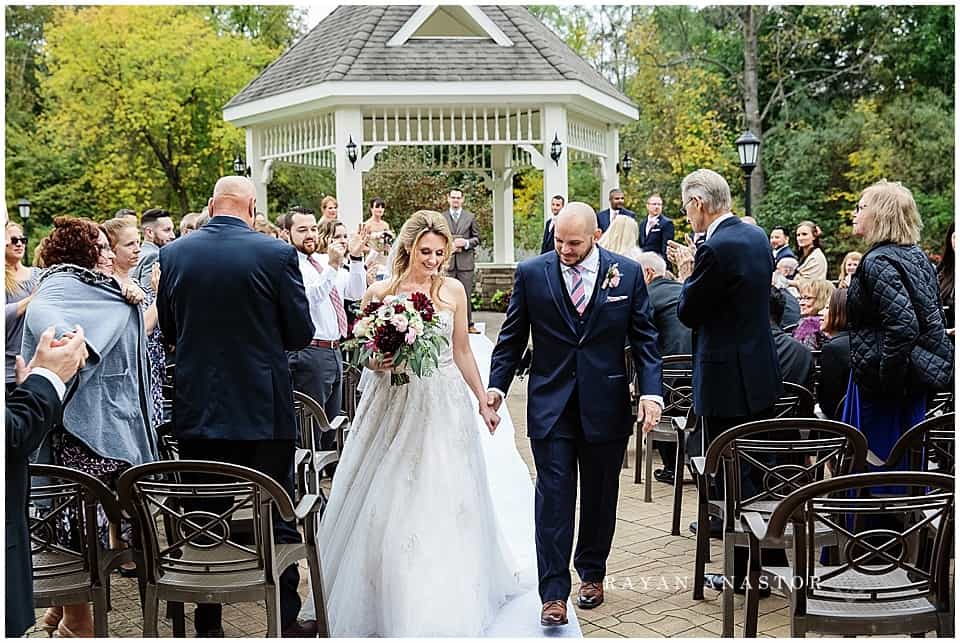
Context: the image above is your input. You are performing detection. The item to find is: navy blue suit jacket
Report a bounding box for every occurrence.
[773,245,796,266]
[540,218,555,255]
[596,207,636,233]
[638,215,675,258]
[157,216,314,442]
[490,247,662,442]
[678,217,782,418]
[6,375,61,637]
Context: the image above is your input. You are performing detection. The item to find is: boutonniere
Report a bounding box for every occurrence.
[601,263,622,289]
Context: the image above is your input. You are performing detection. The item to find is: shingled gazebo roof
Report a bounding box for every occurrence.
[226,5,633,109]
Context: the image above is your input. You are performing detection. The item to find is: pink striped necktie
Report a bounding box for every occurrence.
[307,255,348,338]
[569,264,587,315]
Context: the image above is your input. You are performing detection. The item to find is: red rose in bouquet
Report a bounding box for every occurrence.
[345,293,449,385]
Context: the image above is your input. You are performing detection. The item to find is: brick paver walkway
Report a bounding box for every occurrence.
[27,312,792,638]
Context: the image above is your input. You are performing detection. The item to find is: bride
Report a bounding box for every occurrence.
[318,210,522,637]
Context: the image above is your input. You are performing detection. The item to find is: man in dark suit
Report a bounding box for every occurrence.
[770,226,796,268]
[638,193,675,259]
[443,188,481,333]
[489,203,663,627]
[6,326,87,637]
[769,287,814,390]
[636,251,692,484]
[667,169,783,594]
[157,176,315,637]
[779,285,802,329]
[595,188,636,233]
[539,194,566,254]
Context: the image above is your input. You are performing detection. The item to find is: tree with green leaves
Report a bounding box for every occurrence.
[36,6,282,215]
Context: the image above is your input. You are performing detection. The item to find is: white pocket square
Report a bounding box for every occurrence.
[607,295,628,302]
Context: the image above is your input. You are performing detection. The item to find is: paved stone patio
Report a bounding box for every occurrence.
[27,312,796,638]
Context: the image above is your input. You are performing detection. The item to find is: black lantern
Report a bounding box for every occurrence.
[549,134,562,165]
[233,154,250,177]
[17,198,31,265]
[346,136,358,168]
[618,151,633,178]
[735,130,761,217]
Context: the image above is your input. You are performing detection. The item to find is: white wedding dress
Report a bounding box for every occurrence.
[318,310,527,637]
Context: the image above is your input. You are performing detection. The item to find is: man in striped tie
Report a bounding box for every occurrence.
[489,202,663,628]
[285,208,366,456]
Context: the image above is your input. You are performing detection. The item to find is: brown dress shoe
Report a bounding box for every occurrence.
[540,600,568,626]
[578,580,604,609]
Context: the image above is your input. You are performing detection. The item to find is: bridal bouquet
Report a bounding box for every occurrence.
[345,292,449,385]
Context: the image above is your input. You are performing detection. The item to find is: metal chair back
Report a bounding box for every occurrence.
[116,460,293,587]
[29,464,127,636]
[765,471,954,633]
[773,381,816,418]
[926,389,954,419]
[884,412,955,475]
[703,418,868,519]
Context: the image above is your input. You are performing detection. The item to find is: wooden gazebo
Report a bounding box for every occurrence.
[224,5,637,264]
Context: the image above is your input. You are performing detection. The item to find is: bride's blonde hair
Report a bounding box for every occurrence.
[388,210,454,306]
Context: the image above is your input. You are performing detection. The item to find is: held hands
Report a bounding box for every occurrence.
[486,390,502,412]
[666,240,694,281]
[120,281,146,305]
[479,403,500,434]
[639,399,662,434]
[453,238,468,252]
[16,325,88,385]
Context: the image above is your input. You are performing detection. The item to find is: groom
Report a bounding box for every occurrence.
[488,202,663,627]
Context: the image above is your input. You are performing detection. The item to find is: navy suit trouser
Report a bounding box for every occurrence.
[289,345,342,451]
[530,390,629,603]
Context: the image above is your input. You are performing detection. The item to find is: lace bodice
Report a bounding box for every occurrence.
[434,309,455,370]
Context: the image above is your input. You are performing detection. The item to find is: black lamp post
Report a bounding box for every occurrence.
[346,136,358,168]
[17,198,31,265]
[233,154,250,177]
[735,130,761,218]
[549,134,562,165]
[618,151,633,179]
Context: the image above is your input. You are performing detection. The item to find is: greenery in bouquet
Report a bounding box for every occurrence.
[344,292,449,385]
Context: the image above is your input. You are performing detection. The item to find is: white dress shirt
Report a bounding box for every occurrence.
[562,245,601,302]
[705,212,736,241]
[645,215,659,235]
[298,251,366,341]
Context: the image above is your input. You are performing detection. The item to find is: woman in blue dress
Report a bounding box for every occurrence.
[844,181,953,460]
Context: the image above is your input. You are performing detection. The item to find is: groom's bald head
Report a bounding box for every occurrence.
[554,202,601,266]
[555,202,598,236]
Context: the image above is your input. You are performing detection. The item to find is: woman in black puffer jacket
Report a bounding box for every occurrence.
[845,180,954,460]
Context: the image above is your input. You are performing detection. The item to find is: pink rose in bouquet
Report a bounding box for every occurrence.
[344,292,449,385]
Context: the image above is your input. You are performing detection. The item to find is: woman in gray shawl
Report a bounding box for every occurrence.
[22,216,156,638]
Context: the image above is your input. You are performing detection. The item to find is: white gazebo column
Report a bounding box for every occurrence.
[490,145,515,264]
[542,105,568,223]
[334,108,364,231]
[246,127,268,215]
[601,125,620,208]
